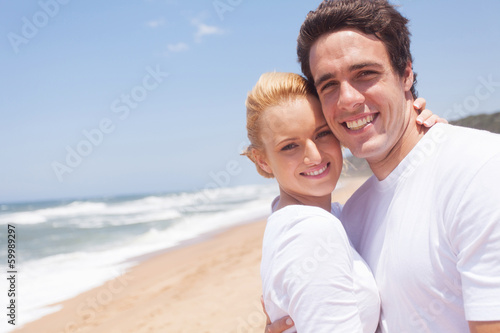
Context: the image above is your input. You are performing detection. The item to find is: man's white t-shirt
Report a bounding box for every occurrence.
[341,124,500,332]
[261,202,380,333]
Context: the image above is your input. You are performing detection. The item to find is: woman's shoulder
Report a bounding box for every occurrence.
[263,204,353,266]
[266,204,346,241]
[270,204,337,222]
[270,203,343,221]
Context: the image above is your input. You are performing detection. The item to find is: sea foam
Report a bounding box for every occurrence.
[0,183,279,331]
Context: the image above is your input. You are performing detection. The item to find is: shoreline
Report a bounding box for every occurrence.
[12,175,369,333]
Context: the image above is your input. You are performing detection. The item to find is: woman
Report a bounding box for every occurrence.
[242,72,442,332]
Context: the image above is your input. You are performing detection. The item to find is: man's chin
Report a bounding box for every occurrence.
[348,144,383,163]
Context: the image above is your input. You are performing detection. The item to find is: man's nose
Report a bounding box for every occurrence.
[337,81,365,111]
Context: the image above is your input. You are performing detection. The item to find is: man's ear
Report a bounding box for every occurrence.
[253,148,273,175]
[403,61,414,92]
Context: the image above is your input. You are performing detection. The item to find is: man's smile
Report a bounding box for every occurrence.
[344,114,376,131]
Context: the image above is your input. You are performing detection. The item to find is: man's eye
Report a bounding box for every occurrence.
[319,81,338,93]
[359,70,377,78]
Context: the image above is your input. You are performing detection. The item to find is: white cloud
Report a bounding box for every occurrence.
[146,18,165,28]
[167,42,189,53]
[191,19,224,42]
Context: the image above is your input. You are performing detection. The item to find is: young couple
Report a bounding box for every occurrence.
[242,1,500,332]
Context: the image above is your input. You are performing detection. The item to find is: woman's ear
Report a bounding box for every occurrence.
[252,148,272,175]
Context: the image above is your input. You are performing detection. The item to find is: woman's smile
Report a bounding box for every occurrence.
[300,162,331,178]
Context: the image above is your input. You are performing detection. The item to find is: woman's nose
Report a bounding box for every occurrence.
[303,140,322,165]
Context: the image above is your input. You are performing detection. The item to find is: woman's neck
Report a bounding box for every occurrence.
[275,187,332,212]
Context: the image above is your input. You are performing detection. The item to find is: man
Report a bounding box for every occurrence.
[266,0,500,332]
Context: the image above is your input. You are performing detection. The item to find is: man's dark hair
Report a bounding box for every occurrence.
[297,0,418,98]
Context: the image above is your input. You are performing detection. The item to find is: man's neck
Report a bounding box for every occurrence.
[368,102,429,180]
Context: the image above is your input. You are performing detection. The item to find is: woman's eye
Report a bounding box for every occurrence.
[317,130,332,139]
[281,143,297,151]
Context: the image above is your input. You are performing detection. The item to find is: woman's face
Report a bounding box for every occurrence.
[256,95,343,199]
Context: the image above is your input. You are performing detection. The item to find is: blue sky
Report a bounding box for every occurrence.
[1,0,500,203]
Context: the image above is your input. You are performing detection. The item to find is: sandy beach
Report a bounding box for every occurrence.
[13,175,369,333]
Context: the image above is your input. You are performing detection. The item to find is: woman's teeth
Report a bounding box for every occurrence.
[303,164,328,176]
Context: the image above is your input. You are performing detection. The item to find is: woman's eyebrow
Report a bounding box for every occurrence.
[315,123,330,132]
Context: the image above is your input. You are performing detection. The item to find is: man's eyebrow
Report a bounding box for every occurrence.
[314,73,335,88]
[349,62,383,71]
[314,62,383,88]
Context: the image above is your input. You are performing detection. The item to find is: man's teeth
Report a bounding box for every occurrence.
[304,164,328,176]
[346,115,375,130]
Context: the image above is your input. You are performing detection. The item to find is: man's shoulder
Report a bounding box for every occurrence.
[434,123,500,146]
[427,124,500,164]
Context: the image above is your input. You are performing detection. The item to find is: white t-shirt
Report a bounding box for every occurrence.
[261,202,380,333]
[341,124,500,332]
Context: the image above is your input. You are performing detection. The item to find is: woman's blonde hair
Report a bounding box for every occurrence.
[242,72,317,178]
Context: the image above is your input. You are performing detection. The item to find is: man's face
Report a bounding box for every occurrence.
[309,28,414,164]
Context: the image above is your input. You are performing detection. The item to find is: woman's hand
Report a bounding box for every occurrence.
[261,296,294,333]
[414,98,448,127]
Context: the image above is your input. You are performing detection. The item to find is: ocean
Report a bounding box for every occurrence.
[0,183,280,331]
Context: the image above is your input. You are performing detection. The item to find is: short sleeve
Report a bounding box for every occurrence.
[452,152,500,320]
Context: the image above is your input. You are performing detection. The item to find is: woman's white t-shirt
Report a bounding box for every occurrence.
[261,202,380,333]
